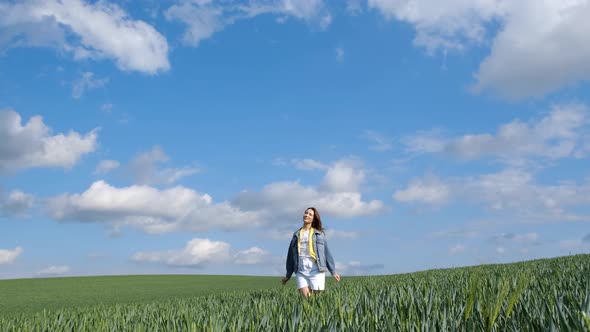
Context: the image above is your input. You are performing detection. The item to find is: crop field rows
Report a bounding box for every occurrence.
[1,254,589,331]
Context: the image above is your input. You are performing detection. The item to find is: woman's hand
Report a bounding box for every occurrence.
[333,273,341,282]
[281,277,290,285]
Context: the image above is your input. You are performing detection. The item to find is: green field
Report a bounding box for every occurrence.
[0,274,283,316]
[1,254,589,331]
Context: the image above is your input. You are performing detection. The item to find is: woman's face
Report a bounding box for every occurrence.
[303,209,314,225]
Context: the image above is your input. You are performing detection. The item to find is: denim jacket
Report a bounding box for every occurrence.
[285,228,337,278]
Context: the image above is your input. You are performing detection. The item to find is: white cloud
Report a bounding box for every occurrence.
[49,159,383,234]
[403,129,446,155]
[335,261,384,276]
[0,0,169,74]
[395,167,590,222]
[46,180,263,233]
[37,265,70,276]
[0,110,98,172]
[234,181,384,220]
[368,0,590,98]
[128,146,199,185]
[132,238,231,267]
[165,0,329,47]
[405,104,589,161]
[233,246,273,265]
[393,174,449,205]
[1,189,34,217]
[234,159,384,220]
[463,169,590,215]
[320,160,366,192]
[164,1,224,47]
[473,1,590,99]
[363,130,393,151]
[72,72,108,98]
[132,239,275,267]
[394,104,590,221]
[368,0,507,52]
[272,158,288,166]
[346,0,363,15]
[0,246,22,264]
[496,247,505,254]
[244,0,326,20]
[94,159,120,175]
[449,244,465,256]
[292,158,327,171]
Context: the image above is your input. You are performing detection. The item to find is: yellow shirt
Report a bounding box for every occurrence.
[297,227,317,261]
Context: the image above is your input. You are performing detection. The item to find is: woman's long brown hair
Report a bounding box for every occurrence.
[306,207,323,231]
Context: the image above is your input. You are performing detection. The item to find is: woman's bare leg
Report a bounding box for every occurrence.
[298,286,311,297]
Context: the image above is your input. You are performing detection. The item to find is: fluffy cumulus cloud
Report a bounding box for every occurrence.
[393,174,449,205]
[368,0,590,99]
[395,168,590,221]
[0,189,34,217]
[233,246,274,265]
[462,169,590,215]
[320,160,366,192]
[37,265,70,276]
[368,0,508,52]
[132,238,231,266]
[0,0,169,73]
[404,104,590,162]
[45,159,384,233]
[397,103,590,217]
[474,0,590,99]
[127,146,199,186]
[165,0,330,47]
[46,180,263,234]
[233,160,385,220]
[132,238,274,267]
[0,246,23,264]
[0,110,98,172]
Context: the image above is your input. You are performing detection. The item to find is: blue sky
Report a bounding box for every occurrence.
[1,0,590,279]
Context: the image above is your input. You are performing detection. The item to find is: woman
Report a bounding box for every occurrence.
[281,207,340,297]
